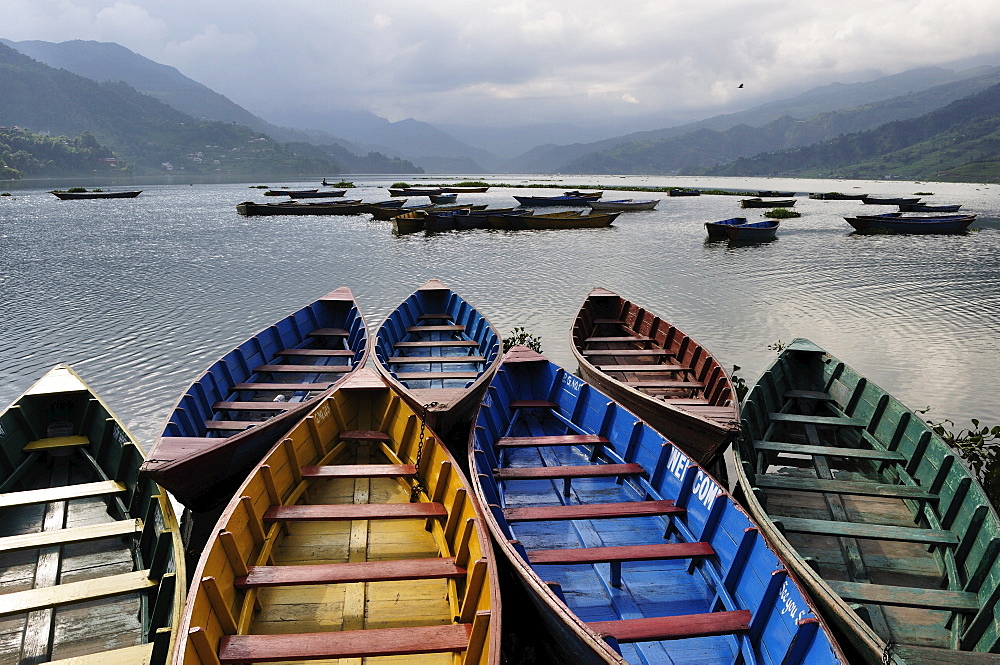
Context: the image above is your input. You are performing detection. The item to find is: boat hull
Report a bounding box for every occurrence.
[52,190,141,199]
[741,198,795,208]
[845,215,975,234]
[727,220,779,241]
[705,217,748,239]
[587,199,659,211]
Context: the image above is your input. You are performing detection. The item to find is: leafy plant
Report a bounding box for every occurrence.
[329,180,354,188]
[767,340,787,352]
[67,187,88,193]
[765,208,801,219]
[917,409,1000,506]
[391,182,411,189]
[503,327,542,353]
[250,184,269,189]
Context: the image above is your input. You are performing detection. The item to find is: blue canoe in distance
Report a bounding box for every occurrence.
[374,278,502,437]
[469,346,845,665]
[727,220,779,242]
[514,194,600,207]
[141,286,370,511]
[845,214,976,234]
[705,217,748,239]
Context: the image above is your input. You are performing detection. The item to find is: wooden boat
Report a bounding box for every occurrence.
[741,197,796,208]
[286,189,347,199]
[734,338,1000,663]
[860,196,921,205]
[388,187,445,196]
[513,194,597,207]
[495,211,618,230]
[469,347,845,665]
[373,279,501,438]
[570,287,740,470]
[705,216,748,239]
[429,193,459,204]
[263,189,318,196]
[442,185,490,193]
[898,203,962,213]
[586,198,659,211]
[809,192,868,200]
[52,189,141,199]
[757,190,796,197]
[727,219,779,241]
[0,364,185,665]
[844,214,975,235]
[141,286,369,511]
[563,190,603,199]
[174,368,500,665]
[235,200,365,216]
[667,188,701,196]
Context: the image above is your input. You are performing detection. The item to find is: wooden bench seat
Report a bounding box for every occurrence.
[405,324,466,333]
[755,440,906,461]
[279,349,355,357]
[826,580,980,612]
[584,349,672,357]
[592,319,626,325]
[497,434,608,448]
[44,642,154,665]
[418,313,454,320]
[0,519,142,553]
[0,480,125,509]
[504,500,683,522]
[756,475,937,500]
[495,463,645,481]
[232,382,332,391]
[0,569,156,617]
[22,435,90,452]
[340,430,392,442]
[769,412,868,428]
[773,517,958,545]
[784,390,834,401]
[585,336,654,343]
[622,380,705,389]
[307,328,349,338]
[394,371,481,381]
[264,502,448,522]
[394,340,478,348]
[596,364,686,373]
[236,557,464,588]
[301,464,416,479]
[587,610,751,642]
[204,420,261,431]
[509,400,557,409]
[212,401,296,411]
[387,355,486,364]
[528,541,714,565]
[254,364,350,374]
[219,624,472,662]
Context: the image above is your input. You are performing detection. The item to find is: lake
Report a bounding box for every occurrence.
[1,174,998,453]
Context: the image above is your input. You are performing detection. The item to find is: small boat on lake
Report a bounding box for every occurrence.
[429,192,459,204]
[570,287,740,470]
[442,185,490,193]
[727,219,779,241]
[563,190,603,199]
[492,210,619,230]
[667,188,701,196]
[844,214,975,235]
[735,338,1000,663]
[586,198,659,211]
[141,286,369,511]
[174,368,501,665]
[374,279,502,438]
[0,364,184,665]
[52,189,142,199]
[286,189,347,199]
[741,197,795,208]
[388,186,445,196]
[809,192,868,200]
[705,216,748,239]
[898,203,962,213]
[757,190,796,197]
[469,346,845,665]
[236,200,366,216]
[860,196,921,205]
[514,194,601,207]
[263,188,318,196]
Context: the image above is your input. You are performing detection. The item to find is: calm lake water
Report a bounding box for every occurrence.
[1,174,998,452]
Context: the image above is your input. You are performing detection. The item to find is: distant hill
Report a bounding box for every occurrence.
[508,66,1000,173]
[704,82,1000,182]
[0,127,123,179]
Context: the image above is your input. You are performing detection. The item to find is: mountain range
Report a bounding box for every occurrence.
[2,37,1000,181]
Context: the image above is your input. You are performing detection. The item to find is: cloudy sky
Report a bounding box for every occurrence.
[5,0,1000,132]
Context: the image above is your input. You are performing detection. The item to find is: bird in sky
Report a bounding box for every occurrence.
[738,83,744,88]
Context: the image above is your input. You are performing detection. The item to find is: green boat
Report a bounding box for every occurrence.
[0,364,185,665]
[734,339,1000,664]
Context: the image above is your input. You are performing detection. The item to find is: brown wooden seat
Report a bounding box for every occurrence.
[495,463,645,481]
[235,557,465,588]
[394,340,478,348]
[496,434,608,448]
[279,349,356,357]
[254,364,351,374]
[596,364,685,372]
[212,401,297,411]
[307,328,349,338]
[621,380,705,389]
[387,356,486,364]
[264,502,448,522]
[587,610,751,643]
[509,400,557,409]
[394,371,481,381]
[218,624,472,662]
[504,500,682,522]
[301,464,416,479]
[405,324,466,333]
[583,349,673,357]
[204,420,259,431]
[339,430,392,442]
[232,382,332,391]
[418,313,454,321]
[584,336,654,343]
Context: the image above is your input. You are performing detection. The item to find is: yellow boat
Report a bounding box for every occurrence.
[0,364,185,665]
[174,368,500,665]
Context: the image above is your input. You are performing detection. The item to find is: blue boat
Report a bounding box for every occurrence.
[845,214,976,234]
[705,217,748,239]
[469,346,846,665]
[514,194,600,207]
[141,286,370,511]
[727,220,779,242]
[374,279,502,437]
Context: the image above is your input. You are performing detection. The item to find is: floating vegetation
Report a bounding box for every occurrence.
[1,192,11,197]
[765,208,801,219]
[249,184,269,189]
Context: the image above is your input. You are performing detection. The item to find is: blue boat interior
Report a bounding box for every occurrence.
[163,294,367,437]
[472,353,841,664]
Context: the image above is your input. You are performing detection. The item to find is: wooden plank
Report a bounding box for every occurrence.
[826,580,980,612]
[418,313,454,320]
[278,349,355,356]
[754,440,906,461]
[212,401,296,411]
[0,570,156,616]
[528,541,714,565]
[621,380,706,389]
[232,382,331,391]
[784,390,833,401]
[495,463,645,480]
[405,324,466,332]
[204,421,258,431]
[769,412,867,427]
[595,364,686,372]
[387,355,486,363]
[756,475,936,500]
[775,517,958,545]
[254,364,351,373]
[0,480,125,509]
[583,349,673,356]
[219,624,472,661]
[497,434,608,448]
[584,336,654,343]
[0,519,142,552]
[394,371,481,380]
[43,643,154,665]
[340,430,392,442]
[236,557,465,588]
[307,327,349,337]
[890,645,1000,664]
[301,464,416,479]
[394,340,478,348]
[587,610,751,642]
[509,400,557,409]
[264,502,448,522]
[22,435,90,452]
[504,500,681,522]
